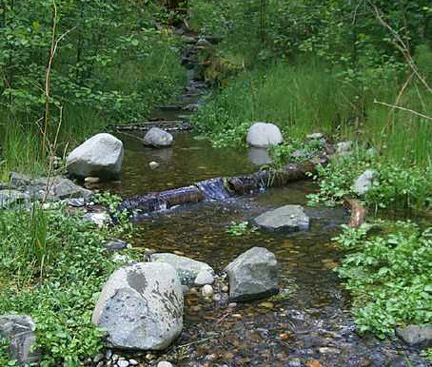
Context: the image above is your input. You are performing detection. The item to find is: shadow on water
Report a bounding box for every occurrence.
[103,131,429,366]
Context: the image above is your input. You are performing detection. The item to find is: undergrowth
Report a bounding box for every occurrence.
[335,222,432,338]
[0,204,136,366]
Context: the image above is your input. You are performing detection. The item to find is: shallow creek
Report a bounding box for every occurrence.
[102,128,429,367]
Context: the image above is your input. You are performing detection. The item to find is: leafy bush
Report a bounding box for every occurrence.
[308,151,432,211]
[335,222,432,338]
[0,206,132,366]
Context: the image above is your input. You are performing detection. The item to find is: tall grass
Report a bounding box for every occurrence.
[193,60,432,166]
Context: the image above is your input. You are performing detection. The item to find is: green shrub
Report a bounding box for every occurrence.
[336,222,432,338]
[0,206,129,366]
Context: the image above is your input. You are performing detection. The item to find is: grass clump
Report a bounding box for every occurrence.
[335,222,432,338]
[0,205,132,366]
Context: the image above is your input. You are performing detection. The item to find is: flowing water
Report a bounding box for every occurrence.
[101,129,429,367]
[101,45,430,366]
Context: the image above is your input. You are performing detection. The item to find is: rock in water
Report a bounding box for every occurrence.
[253,205,310,232]
[150,253,214,286]
[143,128,173,148]
[92,262,183,351]
[353,170,376,195]
[225,247,279,302]
[66,133,124,179]
[246,122,283,148]
[0,315,40,365]
[396,325,432,347]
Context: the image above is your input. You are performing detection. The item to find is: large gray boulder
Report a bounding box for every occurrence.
[253,205,310,232]
[246,122,283,148]
[143,128,173,148]
[353,170,376,196]
[66,133,124,179]
[150,253,214,286]
[0,315,40,365]
[0,190,30,209]
[396,325,432,348]
[225,247,279,302]
[92,262,183,351]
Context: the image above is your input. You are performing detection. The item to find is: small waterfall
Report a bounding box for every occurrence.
[196,178,231,200]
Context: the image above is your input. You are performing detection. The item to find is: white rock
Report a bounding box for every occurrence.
[246,122,283,148]
[194,270,215,286]
[201,285,214,298]
[92,262,184,350]
[149,161,160,169]
[66,133,124,179]
[157,362,173,367]
[83,212,111,228]
[353,170,376,195]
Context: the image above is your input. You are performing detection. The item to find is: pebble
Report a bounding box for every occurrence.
[112,354,119,363]
[118,359,129,367]
[149,161,160,170]
[213,294,222,302]
[221,285,229,293]
[94,354,104,363]
[96,362,104,367]
[84,176,100,184]
[158,362,173,367]
[228,302,237,308]
[318,347,341,354]
[201,284,214,298]
[105,350,113,360]
[129,360,139,366]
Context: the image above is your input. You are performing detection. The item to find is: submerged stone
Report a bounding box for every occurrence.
[253,205,310,232]
[225,247,279,302]
[143,128,173,148]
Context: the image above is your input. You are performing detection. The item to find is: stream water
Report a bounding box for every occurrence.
[101,45,430,366]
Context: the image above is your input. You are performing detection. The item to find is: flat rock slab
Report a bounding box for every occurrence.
[253,205,310,232]
[92,262,183,351]
[150,253,214,286]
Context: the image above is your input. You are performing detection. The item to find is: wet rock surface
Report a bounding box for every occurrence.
[253,205,310,232]
[225,247,279,302]
[92,262,184,350]
[396,325,432,348]
[143,127,174,148]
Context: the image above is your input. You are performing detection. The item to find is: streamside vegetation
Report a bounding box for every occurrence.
[0,0,186,177]
[189,0,432,345]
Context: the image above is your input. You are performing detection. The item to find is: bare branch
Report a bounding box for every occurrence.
[374,99,432,121]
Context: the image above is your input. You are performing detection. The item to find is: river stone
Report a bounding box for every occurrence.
[151,253,214,286]
[246,122,283,148]
[66,133,124,179]
[396,325,432,347]
[92,262,183,351]
[253,205,310,232]
[0,315,40,365]
[225,247,279,302]
[0,190,30,209]
[194,270,214,286]
[143,128,173,148]
[353,170,376,196]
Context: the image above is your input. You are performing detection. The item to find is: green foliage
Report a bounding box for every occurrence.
[0,0,186,175]
[308,150,432,211]
[335,222,432,338]
[0,206,131,366]
[226,221,257,236]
